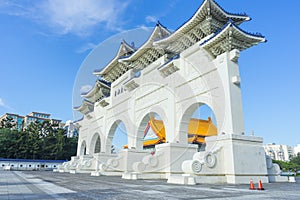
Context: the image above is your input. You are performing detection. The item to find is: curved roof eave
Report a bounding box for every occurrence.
[73,99,94,112]
[94,40,135,76]
[211,0,250,22]
[200,21,266,47]
[119,23,171,62]
[80,80,110,99]
[154,0,250,45]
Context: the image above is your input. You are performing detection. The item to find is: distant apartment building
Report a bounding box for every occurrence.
[25,112,61,126]
[64,120,79,138]
[0,111,62,130]
[0,113,24,131]
[264,143,295,162]
[294,144,300,156]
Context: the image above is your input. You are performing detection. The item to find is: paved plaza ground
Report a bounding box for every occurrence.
[0,170,299,200]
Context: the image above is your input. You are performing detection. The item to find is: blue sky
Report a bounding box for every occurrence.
[0,0,299,146]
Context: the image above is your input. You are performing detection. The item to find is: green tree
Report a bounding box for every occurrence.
[0,116,16,129]
[0,120,78,160]
[273,159,300,172]
[0,128,18,158]
[54,128,65,159]
[290,153,300,170]
[63,135,78,160]
[16,131,30,159]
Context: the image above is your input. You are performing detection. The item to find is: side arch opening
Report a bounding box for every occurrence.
[106,120,128,154]
[90,133,101,154]
[80,140,87,156]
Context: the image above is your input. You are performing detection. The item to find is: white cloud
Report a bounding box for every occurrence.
[0,98,5,107]
[136,25,152,32]
[0,0,32,17]
[76,42,98,54]
[0,0,131,36]
[80,84,93,94]
[39,0,130,36]
[145,15,157,24]
[0,98,14,110]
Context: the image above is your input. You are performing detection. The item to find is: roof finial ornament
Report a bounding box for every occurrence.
[156,20,162,27]
[121,39,127,45]
[131,42,135,48]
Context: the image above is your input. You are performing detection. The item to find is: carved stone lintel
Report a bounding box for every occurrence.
[124,79,139,91]
[99,99,109,107]
[158,61,180,78]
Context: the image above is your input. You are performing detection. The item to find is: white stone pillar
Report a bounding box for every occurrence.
[214,49,244,135]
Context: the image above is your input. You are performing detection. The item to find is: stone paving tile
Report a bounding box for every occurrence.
[1,170,300,200]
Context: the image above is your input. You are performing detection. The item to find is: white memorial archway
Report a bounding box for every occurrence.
[62,0,286,184]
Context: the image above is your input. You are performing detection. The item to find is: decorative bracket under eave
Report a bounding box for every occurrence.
[99,99,109,107]
[124,79,139,91]
[230,49,240,63]
[158,62,179,78]
[157,55,180,78]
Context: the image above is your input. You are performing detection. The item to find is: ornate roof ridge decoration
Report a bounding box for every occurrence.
[119,22,171,62]
[93,40,135,78]
[200,20,266,58]
[80,79,111,103]
[91,0,261,83]
[210,0,250,21]
[154,0,250,48]
[73,99,94,116]
[96,22,171,82]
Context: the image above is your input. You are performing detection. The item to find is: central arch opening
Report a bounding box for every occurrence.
[180,103,218,151]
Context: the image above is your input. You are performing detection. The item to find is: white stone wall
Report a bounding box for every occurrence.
[76,41,247,157]
[0,160,63,171]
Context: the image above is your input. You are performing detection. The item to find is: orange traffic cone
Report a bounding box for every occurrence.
[257,180,265,190]
[249,179,255,190]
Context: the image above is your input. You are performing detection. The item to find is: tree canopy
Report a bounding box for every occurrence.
[272,154,300,173]
[0,120,77,160]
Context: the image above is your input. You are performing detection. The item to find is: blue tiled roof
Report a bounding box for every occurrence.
[200,20,265,46]
[73,99,94,110]
[80,79,111,96]
[213,0,248,17]
[94,40,136,75]
[98,79,111,87]
[158,0,250,43]
[93,68,101,73]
